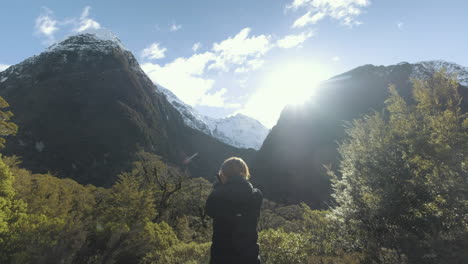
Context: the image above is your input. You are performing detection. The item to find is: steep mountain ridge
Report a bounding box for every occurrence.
[0,33,254,186]
[412,60,468,86]
[159,86,269,150]
[210,113,268,150]
[252,61,468,207]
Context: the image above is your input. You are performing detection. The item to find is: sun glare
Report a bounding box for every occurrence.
[262,61,327,106]
[242,60,330,127]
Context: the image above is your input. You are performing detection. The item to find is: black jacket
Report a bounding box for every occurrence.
[205,175,263,264]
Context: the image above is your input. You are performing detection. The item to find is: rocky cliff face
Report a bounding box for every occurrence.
[0,33,254,186]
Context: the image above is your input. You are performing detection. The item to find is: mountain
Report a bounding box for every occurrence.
[159,86,269,150]
[411,60,468,86]
[0,33,255,186]
[251,60,468,207]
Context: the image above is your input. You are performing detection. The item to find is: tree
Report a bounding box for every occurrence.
[167,177,213,242]
[0,156,30,263]
[129,151,185,221]
[1,156,98,264]
[88,172,157,264]
[0,97,18,149]
[77,152,188,264]
[143,241,210,264]
[328,70,468,263]
[259,228,309,264]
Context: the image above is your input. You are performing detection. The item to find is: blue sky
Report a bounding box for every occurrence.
[1,0,467,127]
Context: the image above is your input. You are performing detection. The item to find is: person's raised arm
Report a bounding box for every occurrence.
[205,182,224,219]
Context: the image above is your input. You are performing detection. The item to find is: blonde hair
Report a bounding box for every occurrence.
[220,157,250,180]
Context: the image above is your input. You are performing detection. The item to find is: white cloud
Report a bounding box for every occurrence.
[277,31,315,48]
[192,42,201,52]
[141,43,168,60]
[140,28,268,108]
[34,6,103,45]
[287,0,312,9]
[209,28,272,72]
[332,56,340,61]
[234,59,265,74]
[74,6,101,32]
[170,23,182,32]
[141,28,275,109]
[141,52,216,106]
[288,0,371,28]
[197,88,239,108]
[34,7,59,43]
[292,11,325,28]
[0,64,10,72]
[397,22,404,29]
[238,78,249,88]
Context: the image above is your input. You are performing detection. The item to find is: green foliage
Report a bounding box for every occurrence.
[0,156,28,263]
[144,242,210,264]
[3,156,97,264]
[259,228,309,264]
[328,70,468,263]
[100,172,156,229]
[0,154,15,199]
[0,96,18,149]
[74,153,212,264]
[168,177,213,242]
[301,206,338,256]
[1,72,466,263]
[125,151,186,220]
[258,200,306,232]
[142,221,179,250]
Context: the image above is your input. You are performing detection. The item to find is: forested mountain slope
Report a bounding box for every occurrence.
[0,33,254,186]
[252,61,468,207]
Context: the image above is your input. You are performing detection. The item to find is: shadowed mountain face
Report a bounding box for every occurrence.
[0,34,254,186]
[251,62,468,208]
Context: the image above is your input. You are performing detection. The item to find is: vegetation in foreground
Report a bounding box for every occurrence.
[0,71,466,263]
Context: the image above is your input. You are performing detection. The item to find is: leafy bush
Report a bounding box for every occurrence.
[144,242,211,264]
[327,70,468,263]
[259,228,309,264]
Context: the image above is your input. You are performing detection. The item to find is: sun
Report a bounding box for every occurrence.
[261,61,327,106]
[241,60,330,127]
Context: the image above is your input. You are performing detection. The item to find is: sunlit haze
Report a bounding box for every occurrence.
[240,60,331,127]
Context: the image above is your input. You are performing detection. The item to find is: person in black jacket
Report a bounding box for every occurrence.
[205,157,263,264]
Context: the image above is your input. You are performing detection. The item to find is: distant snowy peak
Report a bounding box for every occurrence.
[158,86,268,149]
[354,60,468,87]
[209,114,269,150]
[1,32,131,82]
[411,60,468,86]
[47,31,125,54]
[157,85,213,135]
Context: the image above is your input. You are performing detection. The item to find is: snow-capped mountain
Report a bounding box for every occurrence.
[0,32,257,186]
[159,86,213,135]
[329,60,468,87]
[411,60,468,86]
[158,86,269,150]
[253,60,468,206]
[0,30,149,87]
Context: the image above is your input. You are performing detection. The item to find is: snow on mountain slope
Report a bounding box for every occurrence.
[208,114,269,150]
[158,86,269,150]
[158,86,213,135]
[0,31,138,84]
[411,60,468,86]
[348,60,468,87]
